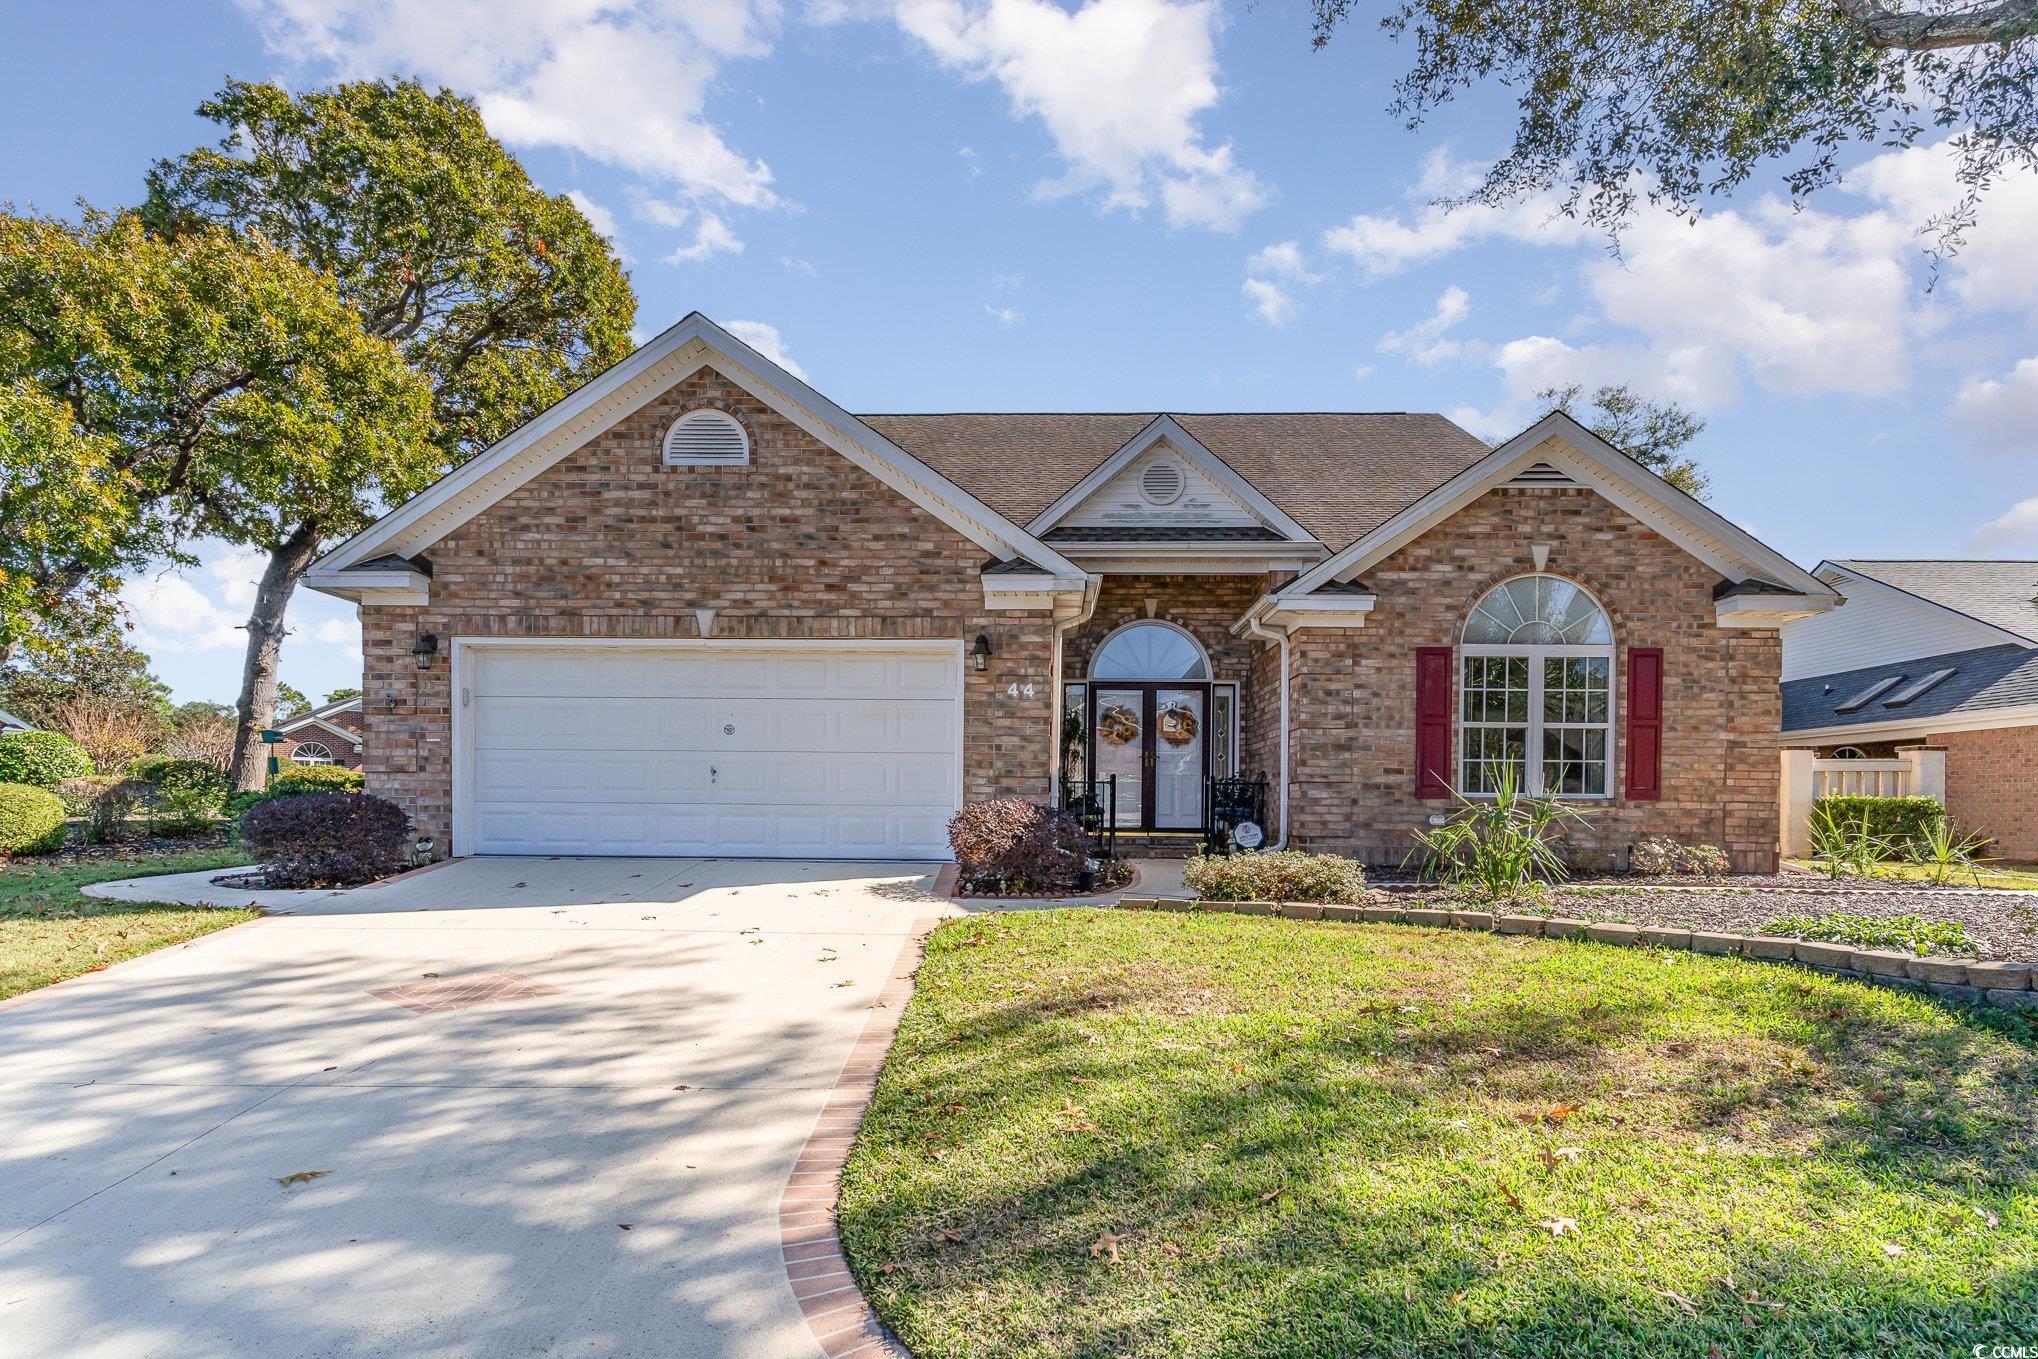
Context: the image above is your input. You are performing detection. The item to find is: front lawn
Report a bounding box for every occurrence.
[0,849,256,1001]
[1785,858,2038,891]
[840,910,2038,1359]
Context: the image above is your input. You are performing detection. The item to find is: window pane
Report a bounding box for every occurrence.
[1093,624,1209,679]
[1463,575,1612,645]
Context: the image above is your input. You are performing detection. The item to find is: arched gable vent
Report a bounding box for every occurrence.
[663,409,751,467]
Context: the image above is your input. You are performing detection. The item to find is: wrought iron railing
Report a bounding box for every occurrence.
[1060,774,1119,863]
[1204,774,1269,855]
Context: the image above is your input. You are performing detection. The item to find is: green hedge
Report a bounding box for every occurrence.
[271,764,363,795]
[1809,795,1946,854]
[0,782,69,855]
[0,731,94,789]
[1182,850,1369,904]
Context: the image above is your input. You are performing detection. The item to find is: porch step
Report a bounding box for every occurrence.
[1108,832,1207,859]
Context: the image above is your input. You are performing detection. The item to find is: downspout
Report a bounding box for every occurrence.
[1241,610,1291,851]
[1049,576,1102,804]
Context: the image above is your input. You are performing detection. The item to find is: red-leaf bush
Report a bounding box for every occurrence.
[948,798,1089,895]
[240,791,411,888]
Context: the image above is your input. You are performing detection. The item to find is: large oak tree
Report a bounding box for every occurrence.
[144,80,636,790]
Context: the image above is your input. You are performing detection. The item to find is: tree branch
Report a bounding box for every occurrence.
[1834,0,2038,51]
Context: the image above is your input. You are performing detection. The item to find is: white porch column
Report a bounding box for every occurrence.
[1900,746,1947,804]
[1779,748,1816,858]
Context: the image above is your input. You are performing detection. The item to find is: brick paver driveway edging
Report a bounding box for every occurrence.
[778,917,942,1359]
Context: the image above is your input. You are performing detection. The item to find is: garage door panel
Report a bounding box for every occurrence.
[463,645,960,859]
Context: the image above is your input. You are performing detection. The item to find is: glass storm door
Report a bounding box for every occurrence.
[1151,688,1207,830]
[1092,689,1146,829]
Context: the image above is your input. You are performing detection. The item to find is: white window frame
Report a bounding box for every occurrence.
[1458,643,1617,799]
[290,740,336,766]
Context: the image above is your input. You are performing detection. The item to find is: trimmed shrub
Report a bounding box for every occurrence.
[126,753,180,784]
[240,792,412,888]
[271,764,364,795]
[150,762,228,834]
[1184,849,1369,904]
[1630,836,1730,878]
[0,782,68,856]
[0,730,94,789]
[1809,795,1945,856]
[948,798,1089,894]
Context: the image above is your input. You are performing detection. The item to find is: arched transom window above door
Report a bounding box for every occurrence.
[1459,575,1615,798]
[1091,622,1209,680]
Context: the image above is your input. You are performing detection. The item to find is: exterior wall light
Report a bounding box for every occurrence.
[412,632,439,670]
[971,634,992,672]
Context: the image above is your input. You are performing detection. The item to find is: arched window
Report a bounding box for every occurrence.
[1090,622,1209,680]
[291,740,335,766]
[1460,575,1614,797]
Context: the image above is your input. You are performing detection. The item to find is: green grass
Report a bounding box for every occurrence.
[840,911,2038,1359]
[0,849,256,1001]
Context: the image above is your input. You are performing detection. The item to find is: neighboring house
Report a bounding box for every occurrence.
[0,707,35,735]
[1782,560,2038,859]
[305,313,1835,870]
[271,696,366,772]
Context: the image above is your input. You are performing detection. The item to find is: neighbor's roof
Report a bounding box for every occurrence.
[858,412,1493,551]
[1781,642,2038,733]
[0,706,34,732]
[1830,560,2038,645]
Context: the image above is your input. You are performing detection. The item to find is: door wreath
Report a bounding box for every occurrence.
[1097,704,1141,746]
[1157,703,1200,747]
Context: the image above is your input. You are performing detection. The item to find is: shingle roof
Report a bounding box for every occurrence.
[857,412,1492,551]
[1832,560,2038,643]
[1781,643,2038,733]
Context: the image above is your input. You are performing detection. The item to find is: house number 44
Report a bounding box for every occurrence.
[1006,682,1037,699]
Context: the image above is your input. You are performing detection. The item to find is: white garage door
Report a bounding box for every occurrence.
[459,644,961,859]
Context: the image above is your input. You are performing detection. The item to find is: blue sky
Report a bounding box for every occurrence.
[8,0,2038,705]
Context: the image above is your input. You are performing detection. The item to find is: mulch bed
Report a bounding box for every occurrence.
[1384,881,2038,961]
[39,825,234,863]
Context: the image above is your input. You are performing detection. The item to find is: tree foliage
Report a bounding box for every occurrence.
[144,79,637,458]
[1307,0,2038,254]
[1537,383,1710,498]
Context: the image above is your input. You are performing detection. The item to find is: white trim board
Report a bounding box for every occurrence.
[274,714,364,748]
[1272,411,1836,608]
[447,636,966,860]
[1026,415,1315,543]
[307,313,1086,600]
[1784,702,2038,745]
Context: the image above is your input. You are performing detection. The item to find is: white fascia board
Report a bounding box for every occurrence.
[310,312,1083,581]
[1056,541,1326,576]
[304,566,430,606]
[274,714,365,747]
[1278,411,1837,604]
[1262,594,1377,631]
[1025,415,1316,542]
[1784,702,2038,745]
[981,574,1089,611]
[1815,561,2038,649]
[1716,593,1842,628]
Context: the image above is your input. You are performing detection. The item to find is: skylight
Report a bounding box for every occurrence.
[1882,668,1957,708]
[1834,675,1903,713]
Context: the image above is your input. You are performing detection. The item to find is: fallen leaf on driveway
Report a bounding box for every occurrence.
[1089,1230,1122,1264]
[1541,1217,1579,1237]
[833,980,854,988]
[278,1171,331,1187]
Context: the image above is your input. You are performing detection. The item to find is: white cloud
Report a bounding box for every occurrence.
[238,0,781,255]
[1954,357,2038,457]
[122,570,247,655]
[1971,497,2038,553]
[1246,239,1319,283]
[313,617,364,663]
[782,255,819,276]
[1241,277,1297,328]
[1377,285,1472,366]
[983,302,1024,326]
[895,0,1265,230]
[663,212,743,264]
[724,319,807,379]
[564,189,620,242]
[959,144,983,181]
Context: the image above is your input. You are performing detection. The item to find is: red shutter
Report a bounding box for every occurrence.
[1626,646,1663,801]
[1415,646,1453,799]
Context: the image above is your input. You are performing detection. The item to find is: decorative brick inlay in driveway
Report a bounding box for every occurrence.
[779,916,943,1359]
[368,972,563,1015]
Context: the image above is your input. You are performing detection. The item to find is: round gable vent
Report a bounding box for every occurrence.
[663,409,750,466]
[1139,459,1186,506]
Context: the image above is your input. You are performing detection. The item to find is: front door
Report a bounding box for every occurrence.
[1089,684,1208,831]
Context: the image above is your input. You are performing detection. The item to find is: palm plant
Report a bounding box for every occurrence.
[1906,819,1993,887]
[1410,767,1590,901]
[1806,801,1888,880]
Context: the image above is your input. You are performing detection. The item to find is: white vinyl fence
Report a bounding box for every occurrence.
[1779,748,1946,857]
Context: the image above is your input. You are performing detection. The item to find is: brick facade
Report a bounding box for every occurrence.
[355,375,1784,868]
[358,368,1057,854]
[1928,725,2038,861]
[275,708,365,772]
[1280,488,1782,873]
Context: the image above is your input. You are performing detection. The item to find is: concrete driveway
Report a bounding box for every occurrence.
[0,857,955,1359]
